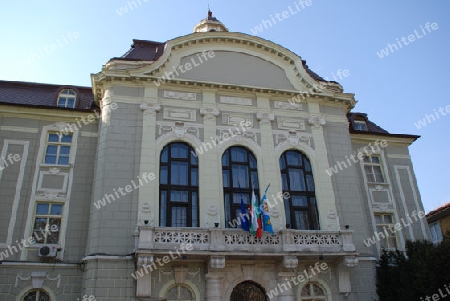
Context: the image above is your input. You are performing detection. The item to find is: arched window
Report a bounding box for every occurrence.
[301,283,327,300]
[280,150,319,230]
[165,284,195,301]
[222,146,259,228]
[57,89,77,108]
[23,289,50,301]
[160,142,199,227]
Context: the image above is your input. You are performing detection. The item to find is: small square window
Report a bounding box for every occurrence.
[354,120,368,131]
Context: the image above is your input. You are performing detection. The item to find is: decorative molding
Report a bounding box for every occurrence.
[283,256,298,269]
[274,101,303,110]
[256,112,275,125]
[158,121,200,139]
[80,131,98,138]
[204,205,220,228]
[140,102,161,115]
[15,272,61,288]
[137,255,155,268]
[37,171,69,193]
[218,129,258,145]
[163,90,197,101]
[0,126,39,133]
[222,113,252,127]
[163,108,197,122]
[308,116,327,128]
[326,209,340,231]
[219,96,252,106]
[274,131,311,148]
[138,203,154,227]
[210,256,226,269]
[200,107,220,121]
[276,117,306,131]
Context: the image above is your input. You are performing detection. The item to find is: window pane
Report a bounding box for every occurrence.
[57,99,66,107]
[36,204,49,215]
[289,169,305,191]
[281,174,288,191]
[46,145,57,155]
[284,200,291,226]
[286,151,302,166]
[294,210,308,230]
[306,174,315,191]
[160,166,168,184]
[232,165,248,188]
[371,156,380,163]
[192,192,198,227]
[57,156,69,165]
[279,156,286,170]
[60,134,72,143]
[172,143,188,158]
[60,146,70,155]
[384,215,393,224]
[251,171,259,189]
[249,155,257,168]
[67,98,75,108]
[223,170,230,187]
[363,156,371,163]
[231,147,246,162]
[160,191,167,227]
[171,162,188,185]
[171,190,188,202]
[172,207,187,227]
[191,168,198,186]
[224,194,231,225]
[375,215,382,224]
[222,152,229,166]
[291,195,307,207]
[304,159,311,172]
[50,204,63,215]
[190,151,198,165]
[161,147,169,163]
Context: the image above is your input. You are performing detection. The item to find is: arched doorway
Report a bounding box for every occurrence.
[230,281,267,301]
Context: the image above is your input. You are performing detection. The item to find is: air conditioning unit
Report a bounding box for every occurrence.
[38,245,58,257]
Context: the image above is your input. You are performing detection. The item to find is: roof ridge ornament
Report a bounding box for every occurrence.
[193,10,229,33]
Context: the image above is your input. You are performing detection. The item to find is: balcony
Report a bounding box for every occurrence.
[137,226,356,256]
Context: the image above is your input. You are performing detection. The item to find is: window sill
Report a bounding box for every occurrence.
[39,163,73,168]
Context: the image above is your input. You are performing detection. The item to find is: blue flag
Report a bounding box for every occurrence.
[260,184,274,234]
[238,183,250,231]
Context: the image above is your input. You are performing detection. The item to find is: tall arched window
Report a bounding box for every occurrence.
[160,142,199,227]
[23,289,50,301]
[165,284,195,301]
[301,283,327,300]
[280,150,319,230]
[222,146,259,228]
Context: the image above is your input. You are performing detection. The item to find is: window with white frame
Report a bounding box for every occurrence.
[165,284,195,301]
[33,202,62,244]
[363,155,385,183]
[301,283,327,300]
[429,222,443,244]
[44,132,72,165]
[23,289,50,301]
[375,214,397,249]
[57,89,76,108]
[354,120,368,131]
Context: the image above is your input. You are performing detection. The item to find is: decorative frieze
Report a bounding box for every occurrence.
[274,100,303,110]
[158,122,200,139]
[219,96,252,106]
[163,108,196,122]
[163,90,197,100]
[277,117,306,131]
[222,113,253,127]
[274,131,312,147]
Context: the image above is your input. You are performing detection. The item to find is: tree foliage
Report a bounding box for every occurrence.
[377,237,450,301]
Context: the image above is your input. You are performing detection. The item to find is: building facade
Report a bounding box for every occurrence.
[426,202,450,244]
[0,12,430,301]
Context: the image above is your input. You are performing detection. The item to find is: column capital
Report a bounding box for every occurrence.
[200,107,220,121]
[256,111,275,125]
[140,102,161,115]
[308,115,327,128]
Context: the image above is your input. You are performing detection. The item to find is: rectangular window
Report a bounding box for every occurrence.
[44,132,72,165]
[363,155,385,183]
[429,222,443,244]
[375,214,397,249]
[33,202,62,244]
[354,120,368,131]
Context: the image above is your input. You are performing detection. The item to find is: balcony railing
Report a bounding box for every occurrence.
[137,226,356,254]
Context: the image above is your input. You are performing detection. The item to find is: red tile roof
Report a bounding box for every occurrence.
[0,80,95,110]
[427,202,450,219]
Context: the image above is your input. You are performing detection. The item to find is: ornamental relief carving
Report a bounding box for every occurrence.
[140,102,161,115]
[157,122,201,139]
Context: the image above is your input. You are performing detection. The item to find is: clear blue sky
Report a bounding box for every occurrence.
[0,0,448,212]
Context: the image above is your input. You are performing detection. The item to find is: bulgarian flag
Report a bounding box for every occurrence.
[250,187,262,238]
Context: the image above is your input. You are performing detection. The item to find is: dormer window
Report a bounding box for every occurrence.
[354,120,368,131]
[57,89,76,108]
